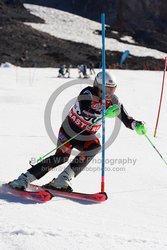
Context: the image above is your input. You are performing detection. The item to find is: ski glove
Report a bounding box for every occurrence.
[132,121,147,135]
[105,104,121,118]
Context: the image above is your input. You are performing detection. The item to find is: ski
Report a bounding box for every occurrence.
[0,183,108,203]
[28,184,108,203]
[0,184,52,202]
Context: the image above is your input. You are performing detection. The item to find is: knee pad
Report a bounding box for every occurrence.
[83,138,101,156]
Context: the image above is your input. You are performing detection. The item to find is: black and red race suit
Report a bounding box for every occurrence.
[28,86,135,179]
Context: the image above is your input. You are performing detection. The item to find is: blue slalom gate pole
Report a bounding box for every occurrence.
[101,13,106,192]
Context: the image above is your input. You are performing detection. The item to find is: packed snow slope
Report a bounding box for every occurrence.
[24,4,166,59]
[0,67,167,250]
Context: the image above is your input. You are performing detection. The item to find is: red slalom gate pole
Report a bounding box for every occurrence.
[154,57,167,137]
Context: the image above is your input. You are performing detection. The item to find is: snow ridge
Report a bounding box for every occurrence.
[24,4,166,59]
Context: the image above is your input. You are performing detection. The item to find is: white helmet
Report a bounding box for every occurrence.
[94,71,117,88]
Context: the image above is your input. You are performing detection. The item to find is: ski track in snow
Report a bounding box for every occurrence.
[1,68,167,249]
[24,4,166,59]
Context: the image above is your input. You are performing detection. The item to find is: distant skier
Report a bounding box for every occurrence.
[9,71,146,191]
[78,64,84,78]
[83,64,89,78]
[58,64,65,78]
[89,63,95,75]
[78,64,89,78]
[64,64,71,78]
[77,65,82,78]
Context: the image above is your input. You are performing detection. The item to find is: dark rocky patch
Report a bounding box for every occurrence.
[0,0,165,69]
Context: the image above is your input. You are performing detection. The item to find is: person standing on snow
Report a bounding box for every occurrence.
[9,71,146,191]
[64,65,71,78]
[58,64,65,78]
[89,63,95,75]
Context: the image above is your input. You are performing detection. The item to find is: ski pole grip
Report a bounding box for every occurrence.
[105,104,120,118]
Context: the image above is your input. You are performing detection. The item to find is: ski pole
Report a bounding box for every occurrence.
[37,118,101,163]
[144,133,167,165]
[36,105,120,163]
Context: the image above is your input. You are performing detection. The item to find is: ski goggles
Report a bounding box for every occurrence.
[106,82,117,88]
[98,84,117,94]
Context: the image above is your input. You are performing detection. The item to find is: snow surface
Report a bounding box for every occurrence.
[1,67,167,250]
[24,4,167,59]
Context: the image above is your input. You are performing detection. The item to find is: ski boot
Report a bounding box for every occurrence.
[43,166,75,192]
[9,172,36,190]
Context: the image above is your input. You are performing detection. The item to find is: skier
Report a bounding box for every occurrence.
[57,64,65,78]
[78,64,89,78]
[77,64,82,78]
[82,64,88,78]
[9,71,146,191]
[64,64,71,78]
[89,63,95,75]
